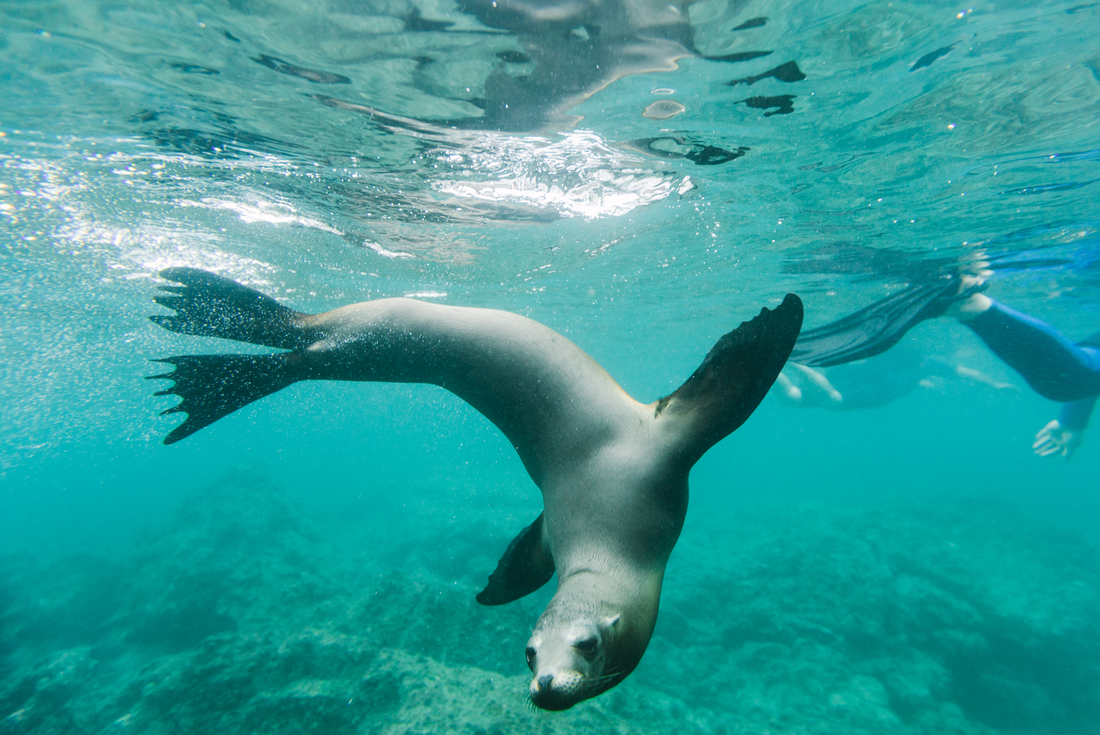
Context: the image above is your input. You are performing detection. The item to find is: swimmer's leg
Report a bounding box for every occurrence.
[790,258,993,368]
[955,297,1100,403]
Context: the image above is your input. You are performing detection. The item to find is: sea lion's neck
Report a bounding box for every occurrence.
[548,562,664,672]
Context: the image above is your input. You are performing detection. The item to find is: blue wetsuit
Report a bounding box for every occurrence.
[791,284,1100,433]
[965,300,1100,431]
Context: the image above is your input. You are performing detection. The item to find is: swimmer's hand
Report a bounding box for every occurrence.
[1032,420,1081,460]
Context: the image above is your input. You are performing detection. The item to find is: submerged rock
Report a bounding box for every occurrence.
[1,474,1098,734]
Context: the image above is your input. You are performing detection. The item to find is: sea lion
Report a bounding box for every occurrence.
[147,268,803,709]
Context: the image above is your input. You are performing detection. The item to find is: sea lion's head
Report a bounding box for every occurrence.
[525,600,639,710]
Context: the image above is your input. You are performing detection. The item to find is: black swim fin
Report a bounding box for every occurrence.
[477,513,555,606]
[150,267,310,349]
[789,280,961,367]
[148,354,305,444]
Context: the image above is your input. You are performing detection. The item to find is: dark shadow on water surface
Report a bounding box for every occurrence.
[783,242,957,284]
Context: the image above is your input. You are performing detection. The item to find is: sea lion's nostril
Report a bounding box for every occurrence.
[537,674,553,691]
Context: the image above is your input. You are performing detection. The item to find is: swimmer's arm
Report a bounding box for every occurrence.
[954,364,1016,391]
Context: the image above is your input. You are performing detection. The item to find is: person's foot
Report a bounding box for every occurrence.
[946,279,992,321]
[945,257,993,321]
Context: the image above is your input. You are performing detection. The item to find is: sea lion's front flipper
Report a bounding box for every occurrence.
[476,513,555,606]
[788,280,962,367]
[657,294,803,465]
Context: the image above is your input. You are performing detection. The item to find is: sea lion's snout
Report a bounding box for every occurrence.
[526,641,586,710]
[529,670,584,711]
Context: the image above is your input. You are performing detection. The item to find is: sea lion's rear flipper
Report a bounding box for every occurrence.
[148,354,303,444]
[656,294,803,465]
[476,513,555,606]
[789,281,961,367]
[151,267,310,349]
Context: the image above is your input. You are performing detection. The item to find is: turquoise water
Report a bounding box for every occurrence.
[2,0,1099,732]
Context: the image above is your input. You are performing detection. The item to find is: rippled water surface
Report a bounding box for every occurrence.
[2,1,1099,733]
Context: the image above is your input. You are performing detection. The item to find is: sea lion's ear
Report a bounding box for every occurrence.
[603,614,621,628]
[476,513,555,606]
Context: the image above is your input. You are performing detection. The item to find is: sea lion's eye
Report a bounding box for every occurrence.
[574,637,598,658]
[525,646,537,670]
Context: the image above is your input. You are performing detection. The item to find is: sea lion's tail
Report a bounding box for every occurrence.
[150,267,311,349]
[148,268,312,444]
[148,353,304,444]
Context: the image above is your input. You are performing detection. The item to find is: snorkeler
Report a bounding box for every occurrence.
[789,272,1099,459]
[773,345,1015,411]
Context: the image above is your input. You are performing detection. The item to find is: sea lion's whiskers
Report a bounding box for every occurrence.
[589,669,623,686]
